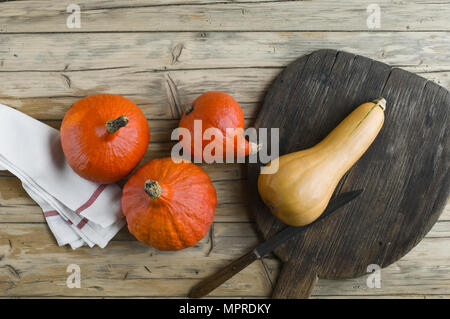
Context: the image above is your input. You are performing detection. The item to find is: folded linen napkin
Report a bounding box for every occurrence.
[0,104,126,249]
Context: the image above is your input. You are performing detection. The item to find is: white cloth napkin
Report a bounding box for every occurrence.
[0,104,126,249]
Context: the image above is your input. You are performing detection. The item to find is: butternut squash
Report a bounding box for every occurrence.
[257,98,386,226]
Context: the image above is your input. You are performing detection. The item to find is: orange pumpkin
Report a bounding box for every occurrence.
[122,157,217,251]
[178,91,259,162]
[61,94,150,183]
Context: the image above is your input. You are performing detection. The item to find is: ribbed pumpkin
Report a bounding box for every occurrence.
[61,94,150,183]
[122,157,217,251]
[178,91,259,162]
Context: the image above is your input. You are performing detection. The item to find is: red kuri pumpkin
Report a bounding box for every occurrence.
[122,157,217,251]
[178,91,259,162]
[61,94,150,183]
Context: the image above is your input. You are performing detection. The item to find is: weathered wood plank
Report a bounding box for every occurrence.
[0,126,251,180]
[68,0,277,6]
[1,32,449,72]
[0,223,273,297]
[0,148,249,183]
[310,238,450,296]
[1,68,449,121]
[0,176,249,206]
[0,68,267,120]
[426,221,450,238]
[442,200,450,221]
[0,0,447,301]
[0,223,263,276]
[0,276,270,297]
[2,157,443,225]
[0,119,253,144]
[0,196,448,226]
[0,1,449,32]
[249,50,450,298]
[0,203,253,223]
[0,223,449,297]
[266,238,450,298]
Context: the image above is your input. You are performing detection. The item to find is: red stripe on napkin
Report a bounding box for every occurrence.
[43,184,106,228]
[44,210,80,227]
[75,184,108,214]
[77,217,89,229]
[43,210,59,217]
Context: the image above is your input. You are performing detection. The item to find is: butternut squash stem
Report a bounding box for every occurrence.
[145,180,162,199]
[348,97,386,137]
[105,115,129,134]
[372,97,386,111]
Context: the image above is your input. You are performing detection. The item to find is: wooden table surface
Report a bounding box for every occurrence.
[0,0,449,299]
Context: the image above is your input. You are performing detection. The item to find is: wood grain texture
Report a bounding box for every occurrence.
[1,0,449,32]
[0,67,448,121]
[0,220,449,297]
[0,223,273,297]
[0,177,249,206]
[1,32,449,122]
[248,49,449,298]
[0,0,449,299]
[1,32,449,72]
[188,251,259,298]
[1,31,448,121]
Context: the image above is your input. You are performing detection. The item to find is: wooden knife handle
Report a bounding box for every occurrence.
[188,251,258,298]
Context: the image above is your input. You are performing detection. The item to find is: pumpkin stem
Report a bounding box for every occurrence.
[372,97,386,111]
[106,115,129,134]
[144,180,162,199]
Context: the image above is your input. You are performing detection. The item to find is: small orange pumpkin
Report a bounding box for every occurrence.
[178,91,259,162]
[61,94,150,183]
[122,157,217,251]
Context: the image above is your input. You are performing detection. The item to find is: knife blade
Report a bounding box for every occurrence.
[188,189,363,298]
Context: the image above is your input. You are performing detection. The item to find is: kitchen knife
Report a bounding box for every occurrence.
[188,189,363,298]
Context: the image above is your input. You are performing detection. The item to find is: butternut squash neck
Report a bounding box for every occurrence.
[313,99,385,154]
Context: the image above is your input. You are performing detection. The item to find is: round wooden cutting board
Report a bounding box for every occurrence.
[247,49,449,298]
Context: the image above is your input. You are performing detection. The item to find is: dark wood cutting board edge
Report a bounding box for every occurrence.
[248,49,450,299]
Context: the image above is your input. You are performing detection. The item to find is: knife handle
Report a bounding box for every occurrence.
[188,251,258,298]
